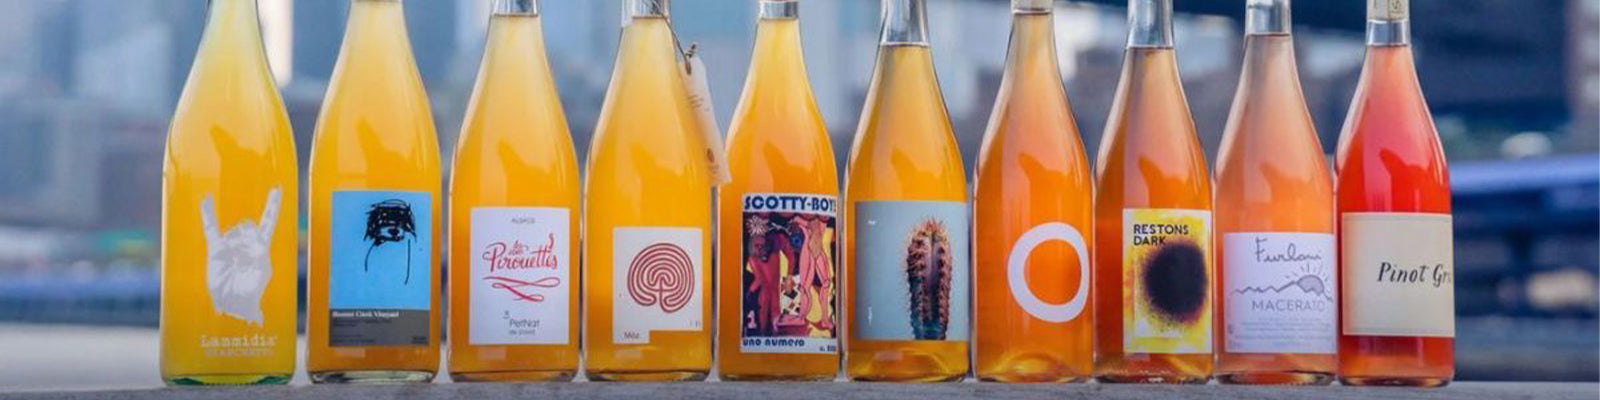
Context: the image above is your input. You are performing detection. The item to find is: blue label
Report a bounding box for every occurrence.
[329,190,433,311]
[853,200,970,341]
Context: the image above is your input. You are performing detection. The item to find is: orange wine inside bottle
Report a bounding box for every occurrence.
[716,0,841,381]
[973,0,1094,383]
[844,0,970,383]
[307,0,442,383]
[161,0,297,385]
[583,0,713,381]
[447,0,580,382]
[1214,0,1336,386]
[1336,0,1454,387]
[1092,0,1215,384]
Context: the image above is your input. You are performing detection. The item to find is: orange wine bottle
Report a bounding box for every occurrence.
[583,0,713,381]
[844,0,970,382]
[716,0,841,381]
[161,0,297,385]
[1214,0,1336,385]
[1092,0,1214,384]
[1335,0,1454,387]
[973,0,1094,383]
[306,0,442,383]
[447,0,580,382]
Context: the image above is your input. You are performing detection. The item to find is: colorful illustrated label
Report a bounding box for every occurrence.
[199,187,282,327]
[1123,208,1213,354]
[853,201,970,341]
[739,193,839,354]
[613,227,704,344]
[1008,222,1090,323]
[469,207,570,345]
[1341,213,1454,338]
[328,190,432,347]
[1223,232,1336,354]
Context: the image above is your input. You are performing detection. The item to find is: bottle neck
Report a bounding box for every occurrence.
[203,0,264,39]
[880,0,929,46]
[1012,0,1050,13]
[493,0,538,16]
[625,0,668,22]
[1127,0,1174,48]
[1245,0,1289,35]
[761,0,798,20]
[1366,0,1410,46]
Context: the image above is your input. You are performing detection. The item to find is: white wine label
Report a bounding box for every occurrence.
[1223,232,1337,354]
[1341,212,1454,337]
[468,207,571,345]
[852,201,971,341]
[1123,209,1213,354]
[1369,0,1408,20]
[738,193,839,354]
[613,227,705,344]
[327,190,433,347]
[680,47,731,186]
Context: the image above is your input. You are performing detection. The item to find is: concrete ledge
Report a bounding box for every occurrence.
[3,381,1596,400]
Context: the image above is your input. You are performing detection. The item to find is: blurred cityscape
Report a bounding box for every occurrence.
[0,0,1595,387]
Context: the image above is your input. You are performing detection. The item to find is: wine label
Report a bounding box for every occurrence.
[194,188,285,358]
[680,47,731,186]
[1369,0,1408,20]
[1341,212,1455,338]
[1123,209,1213,354]
[738,193,840,354]
[852,201,970,341]
[1223,232,1337,354]
[468,207,570,346]
[612,227,705,344]
[1007,222,1090,323]
[327,190,433,347]
[199,187,282,327]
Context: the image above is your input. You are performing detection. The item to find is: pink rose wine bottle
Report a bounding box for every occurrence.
[1335,0,1454,387]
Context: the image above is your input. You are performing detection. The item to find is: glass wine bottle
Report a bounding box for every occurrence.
[161,0,298,386]
[844,0,971,383]
[306,0,442,384]
[1092,0,1215,384]
[716,0,841,381]
[972,0,1094,383]
[583,0,713,382]
[1213,0,1336,385]
[447,0,580,382]
[1335,0,1454,387]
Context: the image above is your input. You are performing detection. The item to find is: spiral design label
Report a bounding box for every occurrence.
[626,243,696,313]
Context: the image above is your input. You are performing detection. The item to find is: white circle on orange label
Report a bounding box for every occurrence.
[1007,222,1090,323]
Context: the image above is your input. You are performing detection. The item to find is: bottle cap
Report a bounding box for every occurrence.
[1369,0,1408,21]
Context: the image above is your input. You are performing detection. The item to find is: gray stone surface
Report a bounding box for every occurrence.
[3,382,1597,400]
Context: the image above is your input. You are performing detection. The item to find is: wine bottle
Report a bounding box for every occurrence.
[716,0,841,381]
[1335,0,1455,387]
[1092,0,1215,384]
[447,0,580,382]
[973,0,1094,383]
[583,0,714,381]
[1214,0,1336,385]
[161,0,298,385]
[844,0,971,383]
[306,0,442,384]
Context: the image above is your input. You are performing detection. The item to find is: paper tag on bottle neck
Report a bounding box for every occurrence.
[1369,0,1408,21]
[680,48,731,186]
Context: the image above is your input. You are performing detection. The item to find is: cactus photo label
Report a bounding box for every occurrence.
[852,201,970,341]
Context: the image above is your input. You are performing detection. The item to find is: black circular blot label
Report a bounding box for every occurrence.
[1141,240,1207,325]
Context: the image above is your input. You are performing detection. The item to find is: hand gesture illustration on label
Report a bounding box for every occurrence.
[199,188,282,326]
